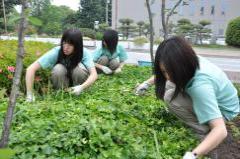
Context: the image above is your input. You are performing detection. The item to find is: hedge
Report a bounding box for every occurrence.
[226,17,240,47]
[0,40,55,95]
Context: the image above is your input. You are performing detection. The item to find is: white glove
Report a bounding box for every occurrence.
[70,85,83,95]
[114,67,122,74]
[26,92,35,102]
[183,152,196,159]
[135,81,150,95]
[102,66,113,74]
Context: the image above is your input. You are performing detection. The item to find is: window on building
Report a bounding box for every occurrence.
[211,6,215,15]
[200,7,204,15]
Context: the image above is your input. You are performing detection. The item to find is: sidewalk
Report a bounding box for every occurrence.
[193,47,240,59]
[123,47,240,59]
[123,48,240,83]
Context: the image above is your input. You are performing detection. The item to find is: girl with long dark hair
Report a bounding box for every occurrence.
[136,36,239,158]
[93,29,128,74]
[26,29,98,102]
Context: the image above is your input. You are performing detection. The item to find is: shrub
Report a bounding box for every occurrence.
[0,40,54,94]
[226,17,240,47]
[95,32,103,40]
[133,37,148,46]
[154,37,164,45]
[80,28,96,39]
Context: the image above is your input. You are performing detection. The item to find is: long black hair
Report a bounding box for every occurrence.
[102,29,119,54]
[57,28,83,70]
[154,36,199,100]
[57,29,83,85]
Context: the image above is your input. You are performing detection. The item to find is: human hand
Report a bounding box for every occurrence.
[183,152,196,159]
[69,85,83,96]
[26,92,35,102]
[102,66,113,74]
[135,81,150,95]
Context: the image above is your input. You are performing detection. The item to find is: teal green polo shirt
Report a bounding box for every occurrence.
[186,56,239,124]
[93,44,128,62]
[37,46,94,70]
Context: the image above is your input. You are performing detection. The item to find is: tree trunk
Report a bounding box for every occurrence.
[0,0,28,148]
[2,0,8,34]
[145,0,154,71]
[161,0,167,40]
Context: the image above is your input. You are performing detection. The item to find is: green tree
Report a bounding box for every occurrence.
[137,21,145,36]
[98,23,110,33]
[143,23,151,38]
[0,8,20,34]
[195,20,211,44]
[0,0,20,16]
[119,18,136,40]
[62,13,79,30]
[174,18,195,37]
[76,0,111,29]
[30,0,51,17]
[226,17,240,47]
[40,5,75,35]
[0,0,21,34]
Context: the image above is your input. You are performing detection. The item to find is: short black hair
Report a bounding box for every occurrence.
[102,29,119,54]
[154,36,199,100]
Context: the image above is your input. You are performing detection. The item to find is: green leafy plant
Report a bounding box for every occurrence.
[226,16,240,47]
[80,28,96,39]
[0,66,197,158]
[0,148,15,159]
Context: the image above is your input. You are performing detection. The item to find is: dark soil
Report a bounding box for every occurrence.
[214,116,240,159]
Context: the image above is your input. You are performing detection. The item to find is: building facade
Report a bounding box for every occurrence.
[111,0,240,37]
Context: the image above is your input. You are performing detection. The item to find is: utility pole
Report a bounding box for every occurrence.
[2,0,8,34]
[106,0,110,24]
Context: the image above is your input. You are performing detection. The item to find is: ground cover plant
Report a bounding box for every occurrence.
[0,40,239,158]
[0,65,198,158]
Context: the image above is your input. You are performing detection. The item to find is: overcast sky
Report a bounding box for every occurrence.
[15,0,80,13]
[51,0,80,11]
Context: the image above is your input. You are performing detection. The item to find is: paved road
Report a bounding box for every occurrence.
[125,51,240,69]
[206,57,240,72]
[125,51,240,83]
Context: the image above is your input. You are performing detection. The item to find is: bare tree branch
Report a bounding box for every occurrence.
[166,0,183,25]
